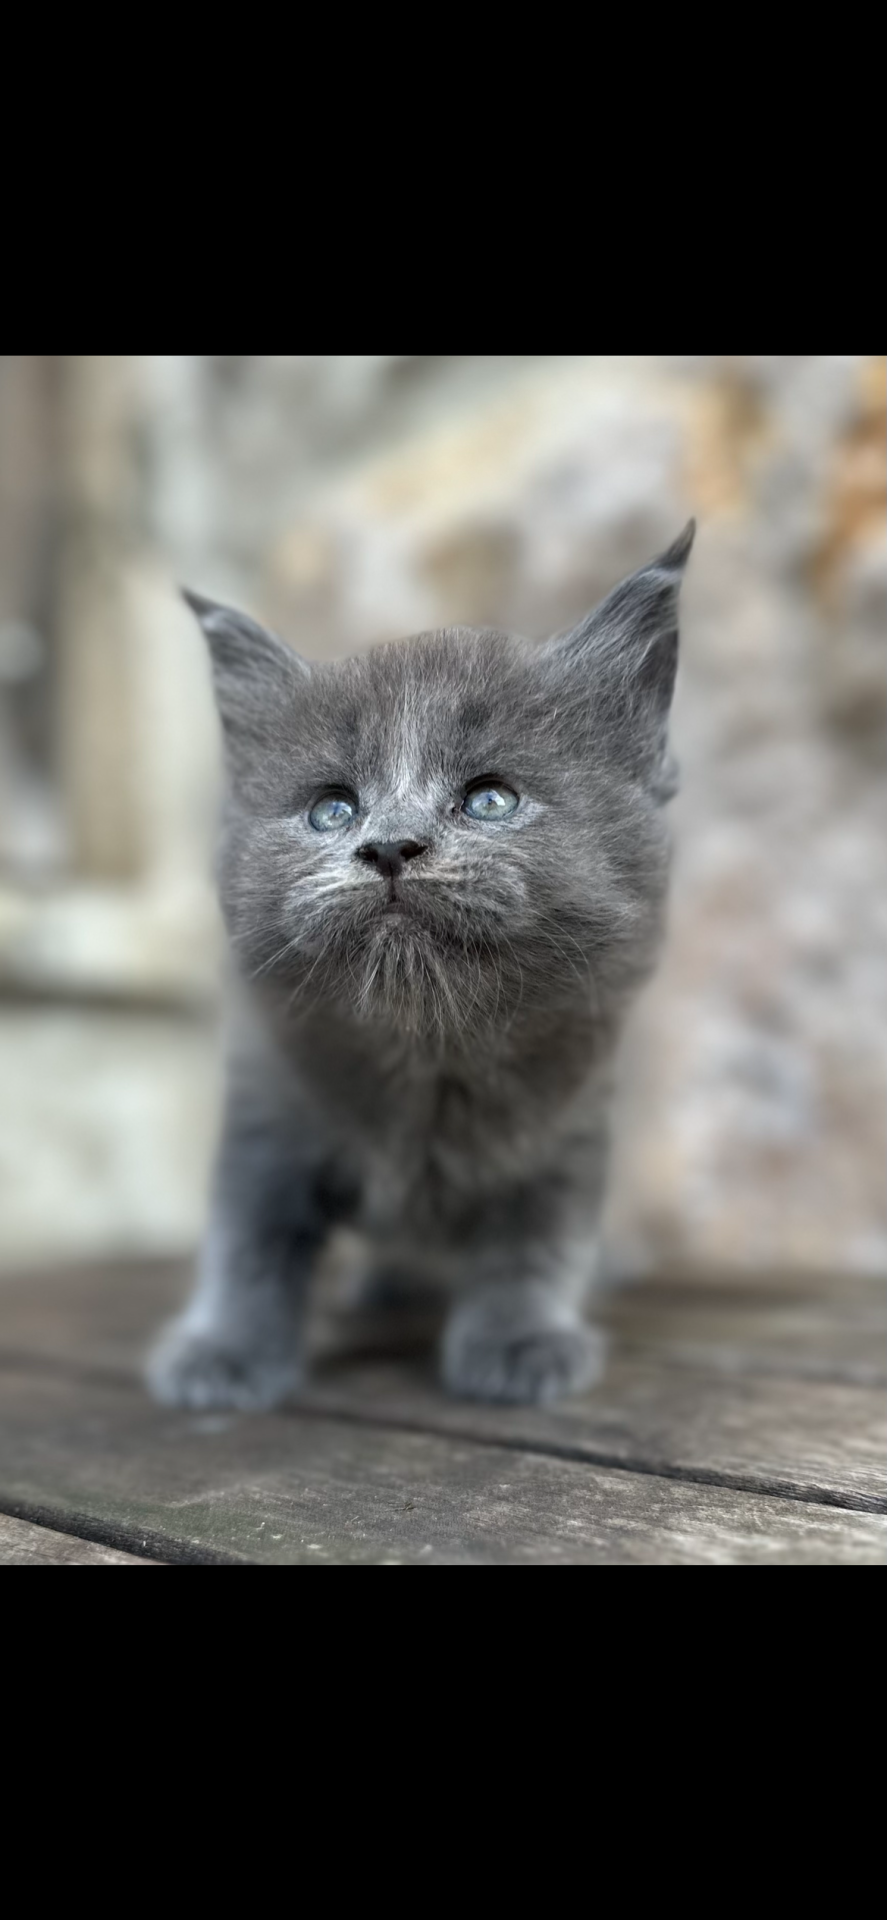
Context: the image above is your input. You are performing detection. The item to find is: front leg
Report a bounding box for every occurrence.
[440,1171,607,1406]
[148,1101,338,1411]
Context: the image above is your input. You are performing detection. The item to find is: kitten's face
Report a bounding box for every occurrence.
[192,526,693,1037]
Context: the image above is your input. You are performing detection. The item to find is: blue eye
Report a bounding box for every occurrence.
[462,783,519,822]
[309,792,357,831]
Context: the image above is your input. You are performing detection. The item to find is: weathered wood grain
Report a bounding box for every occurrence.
[0,1365,884,1565]
[0,1258,184,1375]
[0,1511,156,1566]
[603,1281,887,1387]
[302,1355,887,1511]
[1,1259,884,1563]
[2,1258,884,1386]
[0,1261,883,1510]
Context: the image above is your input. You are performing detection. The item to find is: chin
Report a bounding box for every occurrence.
[258,884,580,1042]
[287,890,498,1038]
[344,912,470,1036]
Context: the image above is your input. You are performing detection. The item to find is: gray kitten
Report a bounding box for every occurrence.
[149,522,694,1409]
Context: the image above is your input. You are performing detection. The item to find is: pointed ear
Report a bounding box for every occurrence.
[545,521,695,796]
[182,590,309,772]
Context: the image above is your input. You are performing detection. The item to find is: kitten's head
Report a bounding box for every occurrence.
[187,523,694,1039]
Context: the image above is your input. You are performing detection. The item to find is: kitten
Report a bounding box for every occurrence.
[149,522,694,1409]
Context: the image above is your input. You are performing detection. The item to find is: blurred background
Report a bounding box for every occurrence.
[0,354,884,1281]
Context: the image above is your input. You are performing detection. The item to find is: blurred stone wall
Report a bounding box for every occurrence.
[1,355,884,1274]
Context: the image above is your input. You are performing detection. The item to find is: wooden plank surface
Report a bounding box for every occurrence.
[0,1364,883,1566]
[0,1511,156,1566]
[0,1258,884,1565]
[600,1283,887,1387]
[1,1259,886,1385]
[302,1357,887,1511]
[0,1261,883,1511]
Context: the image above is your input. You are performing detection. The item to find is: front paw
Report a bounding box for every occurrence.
[147,1319,302,1411]
[442,1292,606,1405]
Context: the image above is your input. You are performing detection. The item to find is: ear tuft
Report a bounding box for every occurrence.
[545,522,696,796]
[181,587,222,623]
[180,589,308,661]
[655,518,696,573]
[181,590,309,772]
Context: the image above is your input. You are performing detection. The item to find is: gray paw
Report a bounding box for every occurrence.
[147,1320,302,1412]
[442,1294,606,1405]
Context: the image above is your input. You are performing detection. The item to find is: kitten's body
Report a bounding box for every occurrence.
[150,526,694,1408]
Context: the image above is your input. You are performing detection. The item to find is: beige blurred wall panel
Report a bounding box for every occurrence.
[55,356,150,879]
[0,1009,220,1269]
[0,355,55,618]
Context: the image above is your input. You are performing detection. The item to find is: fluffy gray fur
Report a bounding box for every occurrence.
[148,522,694,1408]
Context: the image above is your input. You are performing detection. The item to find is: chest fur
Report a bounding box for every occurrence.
[295,1014,612,1234]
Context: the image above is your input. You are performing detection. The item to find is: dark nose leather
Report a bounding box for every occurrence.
[357,840,427,880]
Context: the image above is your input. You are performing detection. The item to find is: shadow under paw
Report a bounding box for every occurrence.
[443,1320,606,1406]
[147,1324,301,1412]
